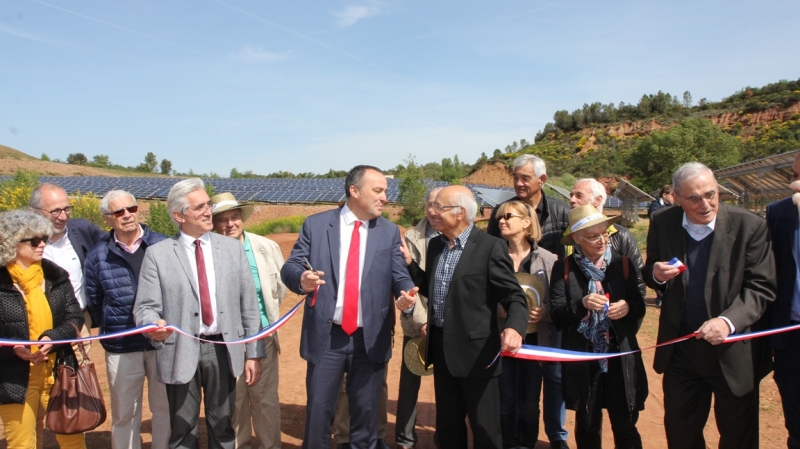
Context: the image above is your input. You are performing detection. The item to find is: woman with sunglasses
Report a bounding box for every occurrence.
[495,200,565,449]
[549,204,647,449]
[0,209,87,449]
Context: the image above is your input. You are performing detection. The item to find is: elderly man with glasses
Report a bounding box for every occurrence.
[84,190,170,449]
[642,162,775,449]
[134,179,262,449]
[29,183,105,357]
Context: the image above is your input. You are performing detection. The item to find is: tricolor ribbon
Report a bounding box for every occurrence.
[488,323,800,367]
[0,299,303,347]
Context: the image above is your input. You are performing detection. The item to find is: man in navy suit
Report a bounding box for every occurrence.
[281,165,414,449]
[766,152,800,449]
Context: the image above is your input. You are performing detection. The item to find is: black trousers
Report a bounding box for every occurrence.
[429,326,503,449]
[165,339,236,449]
[574,356,641,449]
[663,338,759,449]
[775,326,800,449]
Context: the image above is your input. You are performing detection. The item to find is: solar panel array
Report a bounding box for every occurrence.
[0,176,512,206]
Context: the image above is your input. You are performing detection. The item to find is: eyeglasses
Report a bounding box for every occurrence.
[185,201,213,215]
[20,236,49,247]
[498,213,525,221]
[432,203,461,213]
[581,232,610,244]
[681,190,717,205]
[105,205,138,217]
[38,206,72,218]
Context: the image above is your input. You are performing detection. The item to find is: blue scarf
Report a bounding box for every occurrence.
[574,245,612,372]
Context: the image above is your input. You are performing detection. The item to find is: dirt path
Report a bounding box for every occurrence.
[2,232,787,448]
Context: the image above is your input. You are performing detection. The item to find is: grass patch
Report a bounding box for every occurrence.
[246,215,306,236]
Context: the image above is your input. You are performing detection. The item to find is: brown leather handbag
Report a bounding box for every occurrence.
[45,322,107,434]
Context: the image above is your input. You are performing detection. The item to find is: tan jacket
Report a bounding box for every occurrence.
[402,219,431,337]
[246,231,288,353]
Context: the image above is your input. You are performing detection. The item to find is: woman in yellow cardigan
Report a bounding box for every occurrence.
[0,209,86,449]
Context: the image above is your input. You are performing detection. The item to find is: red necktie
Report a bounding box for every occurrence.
[342,221,361,335]
[194,240,214,326]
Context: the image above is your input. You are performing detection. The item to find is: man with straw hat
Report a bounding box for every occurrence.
[211,192,287,449]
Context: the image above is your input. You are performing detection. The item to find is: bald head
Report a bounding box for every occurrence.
[432,186,477,240]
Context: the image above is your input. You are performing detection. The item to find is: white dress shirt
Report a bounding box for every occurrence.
[179,231,219,335]
[43,228,86,309]
[334,204,368,327]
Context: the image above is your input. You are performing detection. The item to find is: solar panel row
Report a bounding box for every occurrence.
[0,176,507,207]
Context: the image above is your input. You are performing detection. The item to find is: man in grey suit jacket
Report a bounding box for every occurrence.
[134,178,262,449]
[281,165,414,449]
[643,163,775,449]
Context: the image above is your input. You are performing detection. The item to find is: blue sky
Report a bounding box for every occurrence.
[2,0,799,176]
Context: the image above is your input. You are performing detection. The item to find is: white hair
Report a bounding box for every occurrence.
[576,178,607,212]
[451,189,478,225]
[167,178,205,226]
[513,154,546,178]
[100,190,137,215]
[0,209,54,266]
[672,162,714,195]
[427,186,444,203]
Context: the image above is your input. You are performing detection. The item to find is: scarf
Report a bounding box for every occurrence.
[7,262,55,362]
[574,245,612,372]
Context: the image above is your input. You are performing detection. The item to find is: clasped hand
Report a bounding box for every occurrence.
[14,336,52,365]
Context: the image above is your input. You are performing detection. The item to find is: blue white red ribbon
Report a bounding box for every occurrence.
[0,299,303,347]
[489,323,800,366]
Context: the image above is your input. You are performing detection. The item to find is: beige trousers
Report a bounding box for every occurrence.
[233,337,281,449]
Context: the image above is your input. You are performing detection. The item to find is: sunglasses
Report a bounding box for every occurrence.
[498,213,525,221]
[106,205,139,217]
[20,236,49,247]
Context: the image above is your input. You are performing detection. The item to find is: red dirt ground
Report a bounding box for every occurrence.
[1,232,787,448]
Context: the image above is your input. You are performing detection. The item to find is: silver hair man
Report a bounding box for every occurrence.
[167,178,206,227]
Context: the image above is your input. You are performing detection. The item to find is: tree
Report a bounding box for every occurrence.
[92,154,110,167]
[67,153,88,165]
[144,152,158,173]
[41,153,50,161]
[160,159,172,175]
[205,182,215,198]
[553,110,574,130]
[144,201,178,236]
[682,91,693,108]
[626,118,742,191]
[397,156,427,225]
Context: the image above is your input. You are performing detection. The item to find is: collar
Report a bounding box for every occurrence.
[682,212,716,235]
[113,225,144,246]
[341,204,365,227]
[180,231,211,249]
[49,226,69,245]
[441,224,473,249]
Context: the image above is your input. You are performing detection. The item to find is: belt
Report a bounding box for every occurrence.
[199,334,223,341]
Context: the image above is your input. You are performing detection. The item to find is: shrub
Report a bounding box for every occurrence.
[70,191,108,230]
[246,216,306,236]
[0,170,39,212]
[144,201,178,236]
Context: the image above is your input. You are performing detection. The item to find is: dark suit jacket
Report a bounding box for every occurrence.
[642,203,775,396]
[408,227,529,379]
[281,207,414,365]
[66,218,105,269]
[766,196,797,350]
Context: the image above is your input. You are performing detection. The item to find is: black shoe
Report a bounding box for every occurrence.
[376,440,391,449]
[550,441,569,449]
[337,444,351,449]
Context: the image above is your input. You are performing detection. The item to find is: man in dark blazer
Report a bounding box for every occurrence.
[281,165,414,449]
[398,185,528,449]
[643,162,775,449]
[765,151,800,448]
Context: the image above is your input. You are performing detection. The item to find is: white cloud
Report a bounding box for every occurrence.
[230,46,290,64]
[331,1,390,27]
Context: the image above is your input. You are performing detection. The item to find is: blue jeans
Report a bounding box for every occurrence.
[499,331,569,447]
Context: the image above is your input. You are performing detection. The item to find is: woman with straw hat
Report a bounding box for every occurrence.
[495,200,566,449]
[549,204,647,449]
